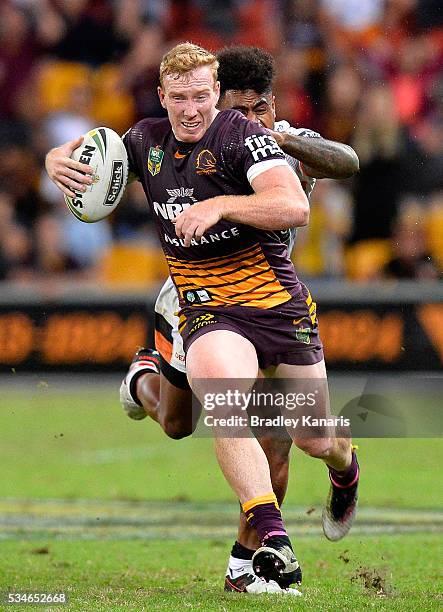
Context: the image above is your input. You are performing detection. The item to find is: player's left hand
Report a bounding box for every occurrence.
[173,199,223,247]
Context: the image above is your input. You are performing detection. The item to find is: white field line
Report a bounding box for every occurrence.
[0,498,441,540]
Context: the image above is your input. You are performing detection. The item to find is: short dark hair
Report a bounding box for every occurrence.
[217,46,275,97]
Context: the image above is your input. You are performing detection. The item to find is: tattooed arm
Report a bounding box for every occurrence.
[271,130,359,179]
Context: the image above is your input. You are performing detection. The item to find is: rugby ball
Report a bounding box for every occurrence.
[64,127,128,223]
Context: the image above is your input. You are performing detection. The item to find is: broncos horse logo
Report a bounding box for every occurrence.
[195,149,217,175]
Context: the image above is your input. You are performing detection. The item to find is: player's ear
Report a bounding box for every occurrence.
[158,86,167,108]
[214,80,220,105]
[271,95,276,119]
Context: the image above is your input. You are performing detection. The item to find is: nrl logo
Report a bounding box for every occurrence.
[153,187,197,220]
[296,327,311,344]
[148,146,164,176]
[166,187,197,203]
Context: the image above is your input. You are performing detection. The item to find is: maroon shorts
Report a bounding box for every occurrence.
[179,283,324,368]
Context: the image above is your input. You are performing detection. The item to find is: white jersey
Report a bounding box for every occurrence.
[154,121,321,376]
[274,120,320,253]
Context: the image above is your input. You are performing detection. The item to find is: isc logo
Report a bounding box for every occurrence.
[153,201,192,220]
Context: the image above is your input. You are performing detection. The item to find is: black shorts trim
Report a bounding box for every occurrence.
[159,354,190,390]
[155,312,173,342]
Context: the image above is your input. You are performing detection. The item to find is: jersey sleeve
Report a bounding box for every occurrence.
[122,124,143,181]
[227,115,289,186]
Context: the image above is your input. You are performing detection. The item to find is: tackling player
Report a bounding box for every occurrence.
[45,43,360,596]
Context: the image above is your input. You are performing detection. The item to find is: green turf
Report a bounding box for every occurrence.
[0,388,442,508]
[1,536,441,610]
[0,385,442,610]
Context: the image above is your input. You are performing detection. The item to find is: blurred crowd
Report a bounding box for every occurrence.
[0,0,442,286]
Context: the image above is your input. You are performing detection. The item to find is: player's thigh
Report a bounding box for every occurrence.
[186,329,259,384]
[186,330,259,434]
[275,358,327,379]
[274,359,329,415]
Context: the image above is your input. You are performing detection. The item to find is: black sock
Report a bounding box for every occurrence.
[231,540,255,560]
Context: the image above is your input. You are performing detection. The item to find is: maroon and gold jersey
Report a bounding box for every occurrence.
[123,109,303,310]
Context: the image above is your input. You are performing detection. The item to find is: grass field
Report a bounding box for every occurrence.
[0,376,442,610]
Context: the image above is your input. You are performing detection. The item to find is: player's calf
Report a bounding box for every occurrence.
[242,493,302,587]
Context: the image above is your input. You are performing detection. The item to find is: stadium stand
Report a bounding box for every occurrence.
[0,0,441,284]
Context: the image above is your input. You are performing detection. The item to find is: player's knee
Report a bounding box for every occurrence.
[294,437,334,459]
[162,417,194,440]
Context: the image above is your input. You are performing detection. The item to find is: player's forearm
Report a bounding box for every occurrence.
[219,188,309,229]
[278,133,359,179]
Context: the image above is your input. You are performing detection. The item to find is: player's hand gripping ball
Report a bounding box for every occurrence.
[64,127,128,223]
